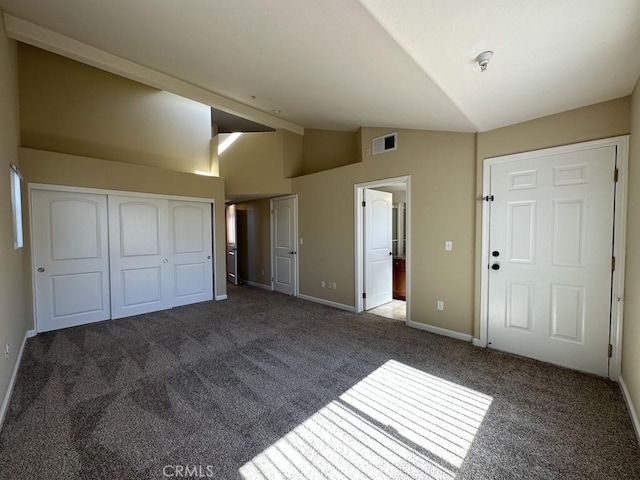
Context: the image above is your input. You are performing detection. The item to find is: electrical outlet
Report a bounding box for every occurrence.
[437,301,444,311]
[333,282,337,289]
[4,343,9,359]
[445,241,453,251]
[321,280,326,288]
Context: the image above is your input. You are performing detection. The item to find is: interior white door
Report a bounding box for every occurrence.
[364,189,393,310]
[109,195,172,319]
[226,204,239,285]
[31,190,110,332]
[488,145,616,376]
[170,201,213,306]
[272,196,297,295]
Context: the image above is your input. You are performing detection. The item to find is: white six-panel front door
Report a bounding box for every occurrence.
[488,145,616,376]
[32,190,111,332]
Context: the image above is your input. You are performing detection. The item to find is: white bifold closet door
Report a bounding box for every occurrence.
[33,189,214,331]
[108,196,173,319]
[108,196,213,319]
[170,201,213,306]
[32,190,111,332]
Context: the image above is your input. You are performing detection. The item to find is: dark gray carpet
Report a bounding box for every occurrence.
[0,284,638,479]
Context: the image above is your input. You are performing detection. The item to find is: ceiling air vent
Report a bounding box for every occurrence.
[372,132,397,155]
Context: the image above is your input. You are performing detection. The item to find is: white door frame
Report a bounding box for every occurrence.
[355,176,411,323]
[270,194,299,295]
[226,203,239,285]
[478,136,629,380]
[29,183,218,332]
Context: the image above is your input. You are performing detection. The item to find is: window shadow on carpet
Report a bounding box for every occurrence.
[239,359,492,479]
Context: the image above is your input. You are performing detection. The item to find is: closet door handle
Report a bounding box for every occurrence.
[162,259,168,263]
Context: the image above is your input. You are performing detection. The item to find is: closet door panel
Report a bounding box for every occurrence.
[170,201,213,306]
[109,196,172,319]
[31,190,110,332]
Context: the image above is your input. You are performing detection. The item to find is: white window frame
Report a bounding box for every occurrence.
[10,164,23,249]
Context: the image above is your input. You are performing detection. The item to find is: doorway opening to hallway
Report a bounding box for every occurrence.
[355,176,410,323]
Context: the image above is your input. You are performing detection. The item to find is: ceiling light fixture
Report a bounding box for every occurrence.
[475,51,494,72]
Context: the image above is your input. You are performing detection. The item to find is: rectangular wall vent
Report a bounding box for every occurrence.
[372,132,397,155]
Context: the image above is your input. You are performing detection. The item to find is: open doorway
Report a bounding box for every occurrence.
[225,204,239,285]
[355,176,410,323]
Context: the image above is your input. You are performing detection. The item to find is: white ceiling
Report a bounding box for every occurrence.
[1,0,639,133]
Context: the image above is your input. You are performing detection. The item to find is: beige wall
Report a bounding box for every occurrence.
[300,129,360,175]
[220,128,361,200]
[236,199,272,287]
[294,128,476,335]
[622,80,640,428]
[282,130,304,178]
[0,25,28,422]
[18,44,212,173]
[219,131,294,200]
[19,148,227,322]
[474,97,632,337]
[291,98,631,339]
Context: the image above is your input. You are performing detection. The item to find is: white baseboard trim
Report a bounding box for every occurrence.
[620,376,640,444]
[297,294,356,312]
[472,338,483,347]
[27,329,36,338]
[215,294,228,301]
[407,320,473,342]
[0,330,28,430]
[242,280,272,291]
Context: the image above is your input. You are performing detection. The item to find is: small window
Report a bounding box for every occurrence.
[10,164,23,249]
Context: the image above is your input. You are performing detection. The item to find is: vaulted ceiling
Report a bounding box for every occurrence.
[1,0,639,133]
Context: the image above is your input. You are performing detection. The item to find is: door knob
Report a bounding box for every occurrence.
[37,267,45,273]
[162,259,168,263]
[491,263,500,270]
[492,250,500,257]
[207,256,211,259]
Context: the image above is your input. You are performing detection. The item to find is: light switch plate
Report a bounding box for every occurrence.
[445,241,453,251]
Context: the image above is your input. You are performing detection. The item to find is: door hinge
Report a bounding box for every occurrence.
[362,201,366,207]
[476,195,494,202]
[362,292,366,299]
[612,256,616,271]
[608,344,613,358]
[614,168,619,183]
